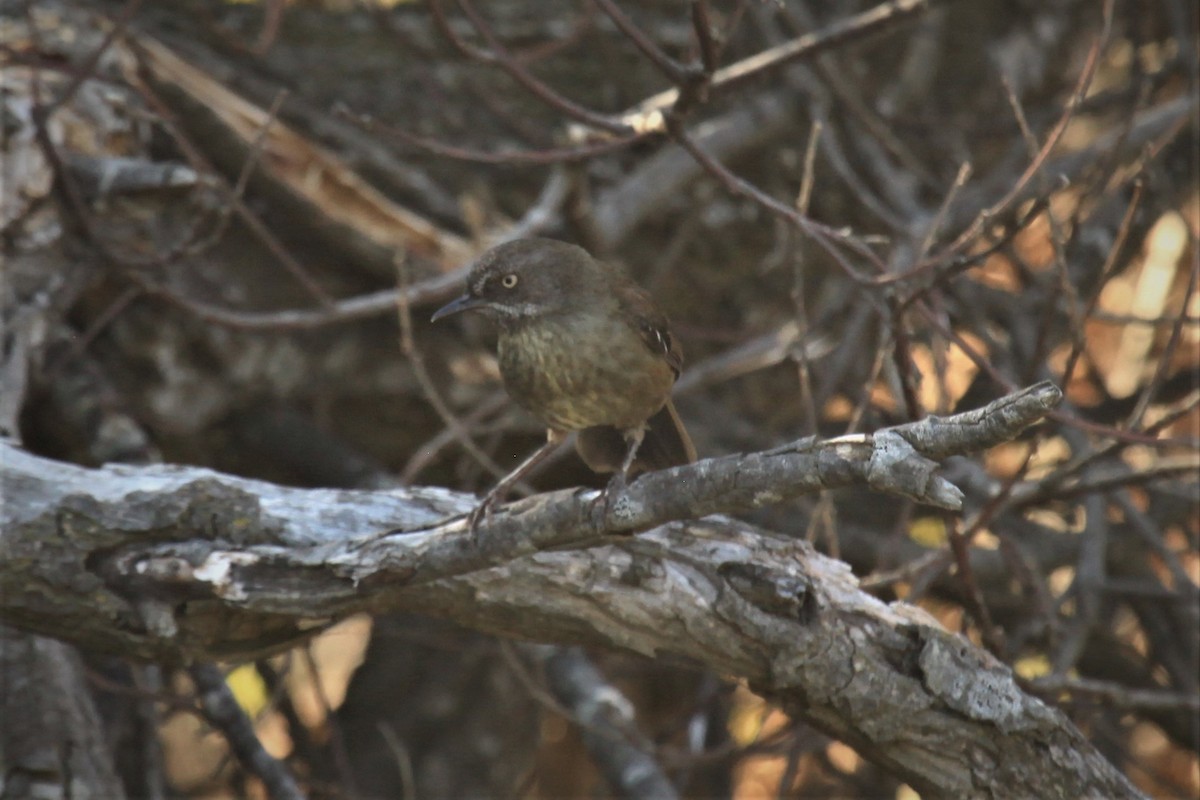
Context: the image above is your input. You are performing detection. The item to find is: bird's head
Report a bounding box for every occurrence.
[431,238,606,326]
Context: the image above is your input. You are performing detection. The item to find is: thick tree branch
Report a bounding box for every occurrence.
[0,381,1145,796]
[533,645,679,799]
[3,383,1061,650]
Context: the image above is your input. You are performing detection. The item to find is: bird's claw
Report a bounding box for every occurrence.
[466,493,501,538]
[590,472,629,522]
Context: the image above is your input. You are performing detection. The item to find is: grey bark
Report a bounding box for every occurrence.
[0,626,128,800]
[0,384,1145,799]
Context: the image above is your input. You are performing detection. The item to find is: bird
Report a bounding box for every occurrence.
[431,237,696,526]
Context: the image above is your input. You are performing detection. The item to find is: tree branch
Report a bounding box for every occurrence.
[0,381,1145,797]
[189,663,305,800]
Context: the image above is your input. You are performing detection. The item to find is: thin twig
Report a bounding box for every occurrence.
[1028,675,1200,713]
[619,0,930,130]
[667,121,886,279]
[299,646,358,800]
[39,0,145,116]
[691,1,720,74]
[917,0,1114,271]
[1058,181,1146,389]
[439,0,632,136]
[181,89,290,257]
[127,59,334,305]
[189,663,305,800]
[345,105,655,165]
[394,254,517,485]
[916,162,972,263]
[593,0,689,83]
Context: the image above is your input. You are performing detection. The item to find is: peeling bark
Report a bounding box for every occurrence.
[0,384,1145,798]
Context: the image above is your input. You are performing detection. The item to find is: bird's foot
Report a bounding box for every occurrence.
[465,502,489,534]
[590,472,629,523]
[466,489,504,538]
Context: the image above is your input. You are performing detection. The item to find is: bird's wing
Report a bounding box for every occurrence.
[638,316,683,377]
[625,288,683,377]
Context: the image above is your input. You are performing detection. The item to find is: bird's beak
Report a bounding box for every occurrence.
[431,293,485,322]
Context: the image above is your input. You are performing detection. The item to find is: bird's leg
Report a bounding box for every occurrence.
[468,429,566,532]
[594,427,644,519]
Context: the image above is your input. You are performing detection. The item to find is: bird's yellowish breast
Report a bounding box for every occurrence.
[498,314,675,432]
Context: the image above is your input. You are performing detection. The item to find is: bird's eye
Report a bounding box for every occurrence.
[500,274,519,289]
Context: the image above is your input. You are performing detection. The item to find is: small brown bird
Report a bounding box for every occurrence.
[432,238,695,523]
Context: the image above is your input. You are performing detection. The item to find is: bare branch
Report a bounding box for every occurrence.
[615,0,931,133]
[190,663,305,800]
[1,383,1150,798]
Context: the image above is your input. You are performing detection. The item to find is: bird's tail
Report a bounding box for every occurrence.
[575,400,695,476]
